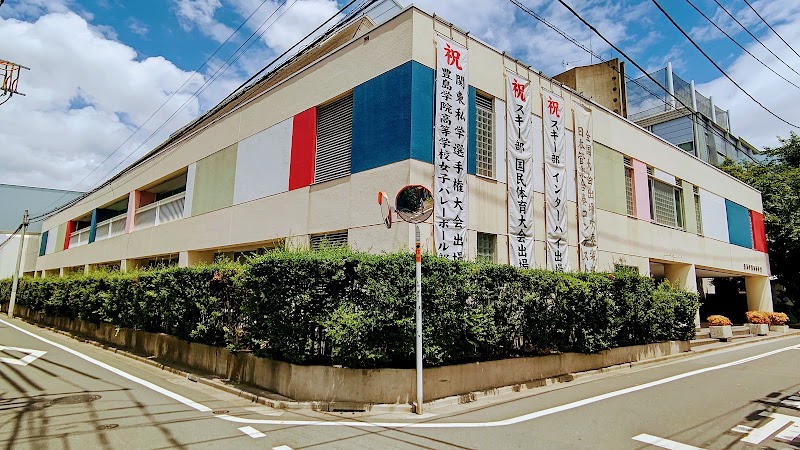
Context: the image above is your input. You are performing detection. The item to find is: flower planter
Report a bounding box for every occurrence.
[770,325,789,333]
[747,323,769,336]
[710,325,733,341]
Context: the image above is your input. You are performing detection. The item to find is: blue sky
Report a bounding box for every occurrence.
[2,0,799,190]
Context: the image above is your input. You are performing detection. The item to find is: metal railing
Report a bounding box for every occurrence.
[94,214,127,242]
[68,228,91,248]
[134,192,186,231]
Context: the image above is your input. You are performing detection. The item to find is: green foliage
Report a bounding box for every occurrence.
[0,248,700,368]
[719,132,800,322]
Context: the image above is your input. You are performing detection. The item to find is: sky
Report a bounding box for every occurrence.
[1,0,800,193]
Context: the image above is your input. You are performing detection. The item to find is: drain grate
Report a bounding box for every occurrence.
[97,424,119,430]
[212,410,229,415]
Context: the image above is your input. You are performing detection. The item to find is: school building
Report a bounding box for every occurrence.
[30,3,773,318]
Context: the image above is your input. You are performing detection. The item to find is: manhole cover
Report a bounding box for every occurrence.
[97,424,119,430]
[212,410,229,415]
[48,395,102,405]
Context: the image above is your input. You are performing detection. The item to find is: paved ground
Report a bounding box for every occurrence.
[1,315,800,449]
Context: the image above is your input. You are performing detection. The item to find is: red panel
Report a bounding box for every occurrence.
[63,221,76,250]
[289,107,317,190]
[750,210,768,253]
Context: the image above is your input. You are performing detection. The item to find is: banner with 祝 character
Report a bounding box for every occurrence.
[434,35,469,260]
[543,91,568,271]
[505,71,534,268]
[574,105,598,271]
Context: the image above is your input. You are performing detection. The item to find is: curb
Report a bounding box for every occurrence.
[10,314,800,415]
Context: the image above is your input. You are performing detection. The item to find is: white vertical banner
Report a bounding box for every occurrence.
[575,106,597,271]
[543,91,568,271]
[434,36,469,260]
[505,71,533,268]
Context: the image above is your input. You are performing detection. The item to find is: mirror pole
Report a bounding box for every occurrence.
[415,224,423,415]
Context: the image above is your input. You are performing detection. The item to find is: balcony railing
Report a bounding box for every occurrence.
[68,228,91,248]
[134,192,186,231]
[94,214,127,242]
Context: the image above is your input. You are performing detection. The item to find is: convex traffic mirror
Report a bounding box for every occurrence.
[395,185,433,224]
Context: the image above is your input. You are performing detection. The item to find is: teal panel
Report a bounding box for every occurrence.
[725,199,753,248]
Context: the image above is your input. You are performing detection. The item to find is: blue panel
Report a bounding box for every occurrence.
[410,62,434,163]
[88,209,98,244]
[468,87,477,175]
[725,199,753,248]
[39,231,48,256]
[351,63,413,174]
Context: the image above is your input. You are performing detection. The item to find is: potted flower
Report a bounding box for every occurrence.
[745,311,770,336]
[769,312,790,333]
[708,315,733,341]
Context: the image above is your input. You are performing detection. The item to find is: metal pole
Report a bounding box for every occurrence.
[415,224,423,415]
[9,209,28,318]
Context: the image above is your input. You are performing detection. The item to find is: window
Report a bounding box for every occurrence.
[475,94,494,178]
[694,186,703,235]
[677,142,694,153]
[310,231,348,250]
[649,176,684,229]
[315,94,353,184]
[623,157,635,216]
[476,233,496,263]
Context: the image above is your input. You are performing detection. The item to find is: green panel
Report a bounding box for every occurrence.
[594,142,627,215]
[192,144,238,216]
[682,183,698,233]
[55,223,67,253]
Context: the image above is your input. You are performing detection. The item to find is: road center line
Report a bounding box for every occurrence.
[2,317,798,429]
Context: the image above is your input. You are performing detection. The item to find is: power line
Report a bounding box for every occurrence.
[92,0,298,196]
[684,0,800,91]
[28,0,276,219]
[741,0,800,61]
[0,224,23,253]
[526,0,765,166]
[710,0,800,79]
[30,0,375,222]
[651,0,799,129]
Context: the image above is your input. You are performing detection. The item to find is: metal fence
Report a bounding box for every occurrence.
[626,68,670,122]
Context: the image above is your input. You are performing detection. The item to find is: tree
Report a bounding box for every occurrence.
[719,133,800,322]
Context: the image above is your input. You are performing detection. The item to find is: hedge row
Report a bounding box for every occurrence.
[0,248,700,368]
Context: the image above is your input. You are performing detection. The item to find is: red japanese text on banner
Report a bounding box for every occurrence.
[543,91,568,271]
[434,36,469,260]
[505,71,534,268]
[575,106,597,271]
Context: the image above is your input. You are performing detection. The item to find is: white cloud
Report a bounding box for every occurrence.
[698,3,800,149]
[173,0,235,43]
[128,18,149,36]
[0,12,209,191]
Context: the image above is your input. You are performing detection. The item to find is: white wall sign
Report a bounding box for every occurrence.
[434,36,469,260]
[575,106,597,271]
[544,91,568,271]
[506,71,534,268]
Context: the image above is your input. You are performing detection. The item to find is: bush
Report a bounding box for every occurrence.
[745,311,771,325]
[707,315,732,326]
[0,248,702,368]
[770,312,790,326]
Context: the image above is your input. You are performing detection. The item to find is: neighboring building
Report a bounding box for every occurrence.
[556,61,758,165]
[31,4,773,317]
[0,184,83,278]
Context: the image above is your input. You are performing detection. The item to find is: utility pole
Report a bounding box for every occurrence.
[9,209,28,318]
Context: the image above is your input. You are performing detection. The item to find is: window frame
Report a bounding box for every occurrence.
[475,93,495,179]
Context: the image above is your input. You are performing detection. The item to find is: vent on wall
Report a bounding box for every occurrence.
[315,94,353,184]
[310,231,348,250]
[623,156,632,167]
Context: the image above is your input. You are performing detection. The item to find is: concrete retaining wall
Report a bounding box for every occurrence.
[7,305,690,404]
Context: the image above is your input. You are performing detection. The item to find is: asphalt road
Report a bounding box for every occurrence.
[1,315,799,449]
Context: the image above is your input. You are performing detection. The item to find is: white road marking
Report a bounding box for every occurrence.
[272,446,294,450]
[739,412,800,444]
[631,433,703,450]
[238,426,266,439]
[731,425,754,434]
[3,317,799,430]
[0,345,46,366]
[0,318,211,412]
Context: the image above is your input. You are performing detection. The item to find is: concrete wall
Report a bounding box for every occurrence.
[10,305,690,404]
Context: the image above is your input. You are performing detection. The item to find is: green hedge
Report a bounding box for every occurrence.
[0,249,699,368]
